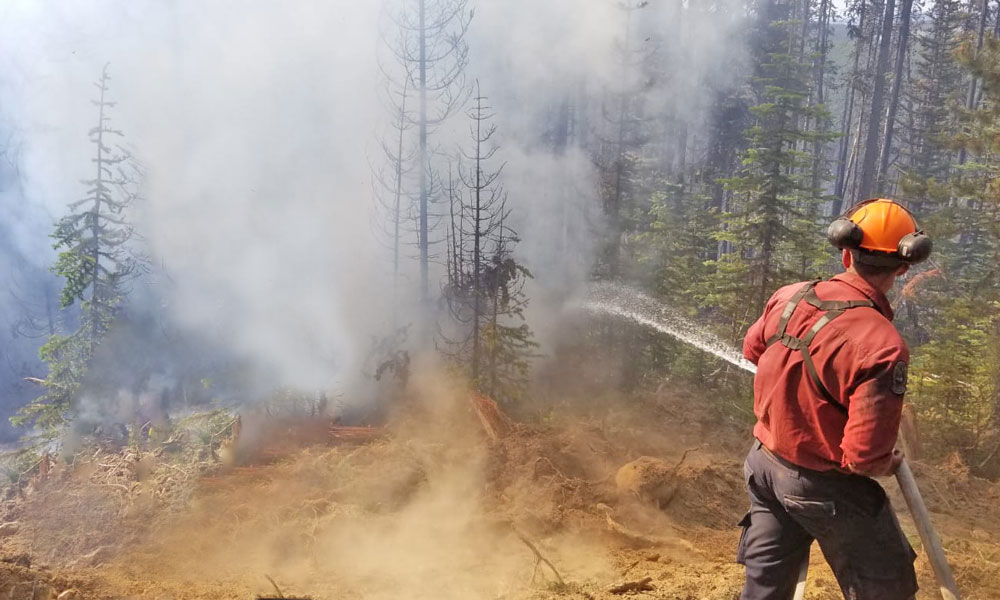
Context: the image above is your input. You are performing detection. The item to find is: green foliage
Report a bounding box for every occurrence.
[0,448,41,488]
[11,332,89,430]
[713,1,838,318]
[900,0,967,182]
[634,182,719,305]
[479,259,540,404]
[909,298,999,461]
[899,35,1000,473]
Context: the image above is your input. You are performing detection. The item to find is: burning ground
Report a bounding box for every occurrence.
[2,369,999,600]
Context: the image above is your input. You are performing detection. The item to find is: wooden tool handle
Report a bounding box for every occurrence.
[895,459,962,600]
[792,551,809,600]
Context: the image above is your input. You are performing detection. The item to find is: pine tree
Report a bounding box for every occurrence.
[595,0,654,280]
[713,0,837,316]
[857,0,898,200]
[834,0,872,212]
[875,0,915,193]
[14,64,137,430]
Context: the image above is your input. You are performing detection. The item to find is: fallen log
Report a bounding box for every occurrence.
[328,425,382,442]
[470,393,512,441]
[603,512,697,554]
[609,577,654,594]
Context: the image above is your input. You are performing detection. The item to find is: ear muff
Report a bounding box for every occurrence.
[827,217,864,250]
[897,231,933,264]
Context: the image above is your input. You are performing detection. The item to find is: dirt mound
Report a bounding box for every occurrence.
[1,385,999,599]
[615,456,680,505]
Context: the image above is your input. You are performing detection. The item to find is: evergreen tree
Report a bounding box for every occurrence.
[856,0,897,200]
[833,0,872,211]
[14,64,137,430]
[594,0,653,280]
[713,0,838,316]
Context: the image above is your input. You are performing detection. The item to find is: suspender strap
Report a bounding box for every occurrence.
[803,289,874,311]
[799,310,848,412]
[761,279,871,414]
[801,309,846,346]
[766,280,819,347]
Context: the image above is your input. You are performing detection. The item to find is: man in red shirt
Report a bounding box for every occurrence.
[737,199,933,600]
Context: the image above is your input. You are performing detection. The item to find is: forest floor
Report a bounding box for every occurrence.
[1,375,999,600]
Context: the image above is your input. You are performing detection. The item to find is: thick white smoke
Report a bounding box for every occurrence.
[0,0,749,403]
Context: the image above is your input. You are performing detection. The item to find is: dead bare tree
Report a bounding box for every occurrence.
[857,0,897,201]
[371,75,418,325]
[380,0,472,304]
[876,0,915,193]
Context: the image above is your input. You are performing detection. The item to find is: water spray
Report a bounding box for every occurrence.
[582,283,757,374]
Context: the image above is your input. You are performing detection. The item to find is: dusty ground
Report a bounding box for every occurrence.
[1,381,999,600]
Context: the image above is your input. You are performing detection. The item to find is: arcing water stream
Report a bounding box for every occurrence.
[582,283,758,375]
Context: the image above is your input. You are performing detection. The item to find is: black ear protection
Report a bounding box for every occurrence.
[827,199,933,265]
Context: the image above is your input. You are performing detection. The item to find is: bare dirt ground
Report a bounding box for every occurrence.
[1,379,999,600]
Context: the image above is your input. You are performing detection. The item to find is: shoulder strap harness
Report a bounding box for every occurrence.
[765,280,874,411]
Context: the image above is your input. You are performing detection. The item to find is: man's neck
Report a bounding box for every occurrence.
[846,266,894,294]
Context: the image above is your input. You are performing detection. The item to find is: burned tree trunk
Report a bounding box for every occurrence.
[876,0,914,193]
[857,0,897,201]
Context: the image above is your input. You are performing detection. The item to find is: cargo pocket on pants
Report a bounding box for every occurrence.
[736,511,752,565]
[782,495,837,539]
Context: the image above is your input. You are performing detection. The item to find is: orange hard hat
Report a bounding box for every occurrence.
[827,198,933,264]
[848,198,919,253]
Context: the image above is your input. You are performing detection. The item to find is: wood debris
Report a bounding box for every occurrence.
[471,393,512,441]
[509,524,565,586]
[328,426,382,442]
[609,576,654,594]
[604,513,665,548]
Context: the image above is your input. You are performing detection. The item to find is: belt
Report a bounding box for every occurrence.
[753,438,855,479]
[754,438,802,472]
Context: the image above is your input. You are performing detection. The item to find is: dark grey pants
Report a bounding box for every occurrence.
[738,440,917,600]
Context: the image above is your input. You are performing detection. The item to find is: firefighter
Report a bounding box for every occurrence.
[738,198,933,600]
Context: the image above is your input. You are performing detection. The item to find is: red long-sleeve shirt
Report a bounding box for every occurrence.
[743,272,908,477]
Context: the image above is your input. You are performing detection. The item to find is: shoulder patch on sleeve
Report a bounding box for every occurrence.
[892,361,908,395]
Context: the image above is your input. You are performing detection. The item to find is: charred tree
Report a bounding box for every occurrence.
[371,75,417,325]
[857,0,897,201]
[834,0,870,212]
[876,0,915,193]
[442,85,536,402]
[381,0,471,303]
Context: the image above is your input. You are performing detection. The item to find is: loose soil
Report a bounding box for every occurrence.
[1,386,998,600]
